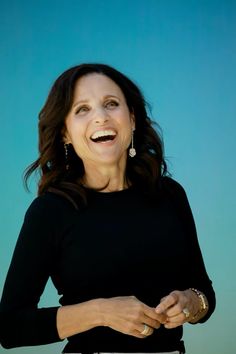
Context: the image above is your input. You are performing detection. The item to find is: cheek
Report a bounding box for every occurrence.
[116,109,133,126]
[67,120,87,141]
[70,128,91,156]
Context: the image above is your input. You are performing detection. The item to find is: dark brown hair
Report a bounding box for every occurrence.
[25,63,168,208]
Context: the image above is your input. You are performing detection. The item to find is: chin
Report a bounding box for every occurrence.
[96,153,126,166]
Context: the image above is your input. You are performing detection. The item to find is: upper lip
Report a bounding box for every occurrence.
[90,128,117,140]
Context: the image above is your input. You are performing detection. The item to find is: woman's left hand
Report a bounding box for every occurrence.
[155,289,200,329]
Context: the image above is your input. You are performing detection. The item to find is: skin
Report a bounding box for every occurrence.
[155,289,209,328]
[64,73,136,191]
[57,73,207,340]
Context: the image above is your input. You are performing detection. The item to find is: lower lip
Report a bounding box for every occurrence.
[91,136,117,145]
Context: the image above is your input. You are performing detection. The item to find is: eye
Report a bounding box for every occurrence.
[105,100,119,109]
[75,105,90,115]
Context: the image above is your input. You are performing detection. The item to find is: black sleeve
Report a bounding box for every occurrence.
[0,194,67,349]
[163,177,216,323]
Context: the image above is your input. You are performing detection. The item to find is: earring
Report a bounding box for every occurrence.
[64,143,70,170]
[129,130,136,157]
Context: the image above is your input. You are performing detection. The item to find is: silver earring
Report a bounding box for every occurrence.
[129,130,136,157]
[64,143,70,170]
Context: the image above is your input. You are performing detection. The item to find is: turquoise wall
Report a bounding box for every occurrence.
[0,0,235,353]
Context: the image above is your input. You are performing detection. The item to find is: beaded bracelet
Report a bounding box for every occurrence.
[190,288,208,321]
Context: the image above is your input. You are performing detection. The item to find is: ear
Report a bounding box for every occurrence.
[130,112,136,130]
[61,126,71,144]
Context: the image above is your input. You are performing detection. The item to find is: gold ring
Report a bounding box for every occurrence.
[140,324,151,335]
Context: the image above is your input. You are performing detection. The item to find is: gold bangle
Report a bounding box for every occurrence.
[190,288,208,320]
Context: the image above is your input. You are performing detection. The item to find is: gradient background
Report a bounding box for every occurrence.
[0,0,235,353]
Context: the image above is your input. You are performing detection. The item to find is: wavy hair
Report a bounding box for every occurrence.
[25,63,168,208]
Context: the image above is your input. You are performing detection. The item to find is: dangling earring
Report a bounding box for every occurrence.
[64,143,70,170]
[129,129,136,157]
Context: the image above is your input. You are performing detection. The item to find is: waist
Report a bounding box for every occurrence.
[63,327,185,353]
[98,351,182,354]
[73,352,183,354]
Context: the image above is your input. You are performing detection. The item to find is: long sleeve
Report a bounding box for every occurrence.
[164,177,216,323]
[0,195,66,348]
[0,182,216,352]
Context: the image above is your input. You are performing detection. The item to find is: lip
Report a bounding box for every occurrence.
[96,137,117,145]
[89,127,117,142]
[90,135,117,146]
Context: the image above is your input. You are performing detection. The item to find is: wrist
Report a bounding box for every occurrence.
[89,298,108,327]
[189,288,209,323]
[93,298,112,327]
[57,299,105,339]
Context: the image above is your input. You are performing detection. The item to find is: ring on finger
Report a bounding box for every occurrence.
[182,307,190,319]
[140,324,152,336]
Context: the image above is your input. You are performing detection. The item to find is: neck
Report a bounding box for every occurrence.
[82,161,128,192]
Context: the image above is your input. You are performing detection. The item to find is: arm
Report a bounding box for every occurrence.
[155,288,209,328]
[56,296,165,340]
[155,178,216,327]
[0,195,164,348]
[177,182,216,322]
[0,196,63,348]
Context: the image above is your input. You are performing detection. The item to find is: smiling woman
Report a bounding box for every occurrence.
[0,63,215,354]
[63,73,135,189]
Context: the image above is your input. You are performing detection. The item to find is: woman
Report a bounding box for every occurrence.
[0,64,215,354]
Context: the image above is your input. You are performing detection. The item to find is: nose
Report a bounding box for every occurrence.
[94,107,109,124]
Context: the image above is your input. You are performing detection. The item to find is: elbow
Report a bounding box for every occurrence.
[0,341,16,350]
[0,333,16,349]
[0,311,20,349]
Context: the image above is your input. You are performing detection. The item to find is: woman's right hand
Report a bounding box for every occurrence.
[99,296,166,338]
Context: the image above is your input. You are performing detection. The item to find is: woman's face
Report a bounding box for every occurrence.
[64,73,135,169]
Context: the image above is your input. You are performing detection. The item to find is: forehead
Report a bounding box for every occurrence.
[73,73,125,100]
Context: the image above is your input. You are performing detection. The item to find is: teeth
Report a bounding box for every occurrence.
[91,130,116,140]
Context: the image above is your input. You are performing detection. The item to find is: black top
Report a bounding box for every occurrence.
[0,177,215,353]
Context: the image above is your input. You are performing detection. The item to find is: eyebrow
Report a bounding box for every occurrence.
[72,95,120,108]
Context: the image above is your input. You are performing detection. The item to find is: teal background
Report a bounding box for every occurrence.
[0,0,235,353]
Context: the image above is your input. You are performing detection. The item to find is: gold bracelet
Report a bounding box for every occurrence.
[190,288,208,320]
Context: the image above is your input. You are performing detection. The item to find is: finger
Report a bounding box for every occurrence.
[155,292,178,314]
[165,303,183,317]
[135,305,159,329]
[133,329,152,339]
[133,330,146,339]
[142,314,161,329]
[164,318,182,329]
[164,312,189,328]
[164,320,182,329]
[164,311,188,329]
[142,304,160,320]
[136,323,154,337]
[142,304,167,325]
[143,307,167,325]
[160,296,168,302]
[167,312,186,323]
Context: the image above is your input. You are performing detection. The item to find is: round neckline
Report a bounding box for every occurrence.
[86,185,134,197]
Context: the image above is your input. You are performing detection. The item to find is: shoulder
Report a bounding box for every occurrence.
[160,176,187,196]
[160,177,194,217]
[25,192,77,221]
[20,192,78,243]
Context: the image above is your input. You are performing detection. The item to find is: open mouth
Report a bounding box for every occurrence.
[90,129,117,143]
